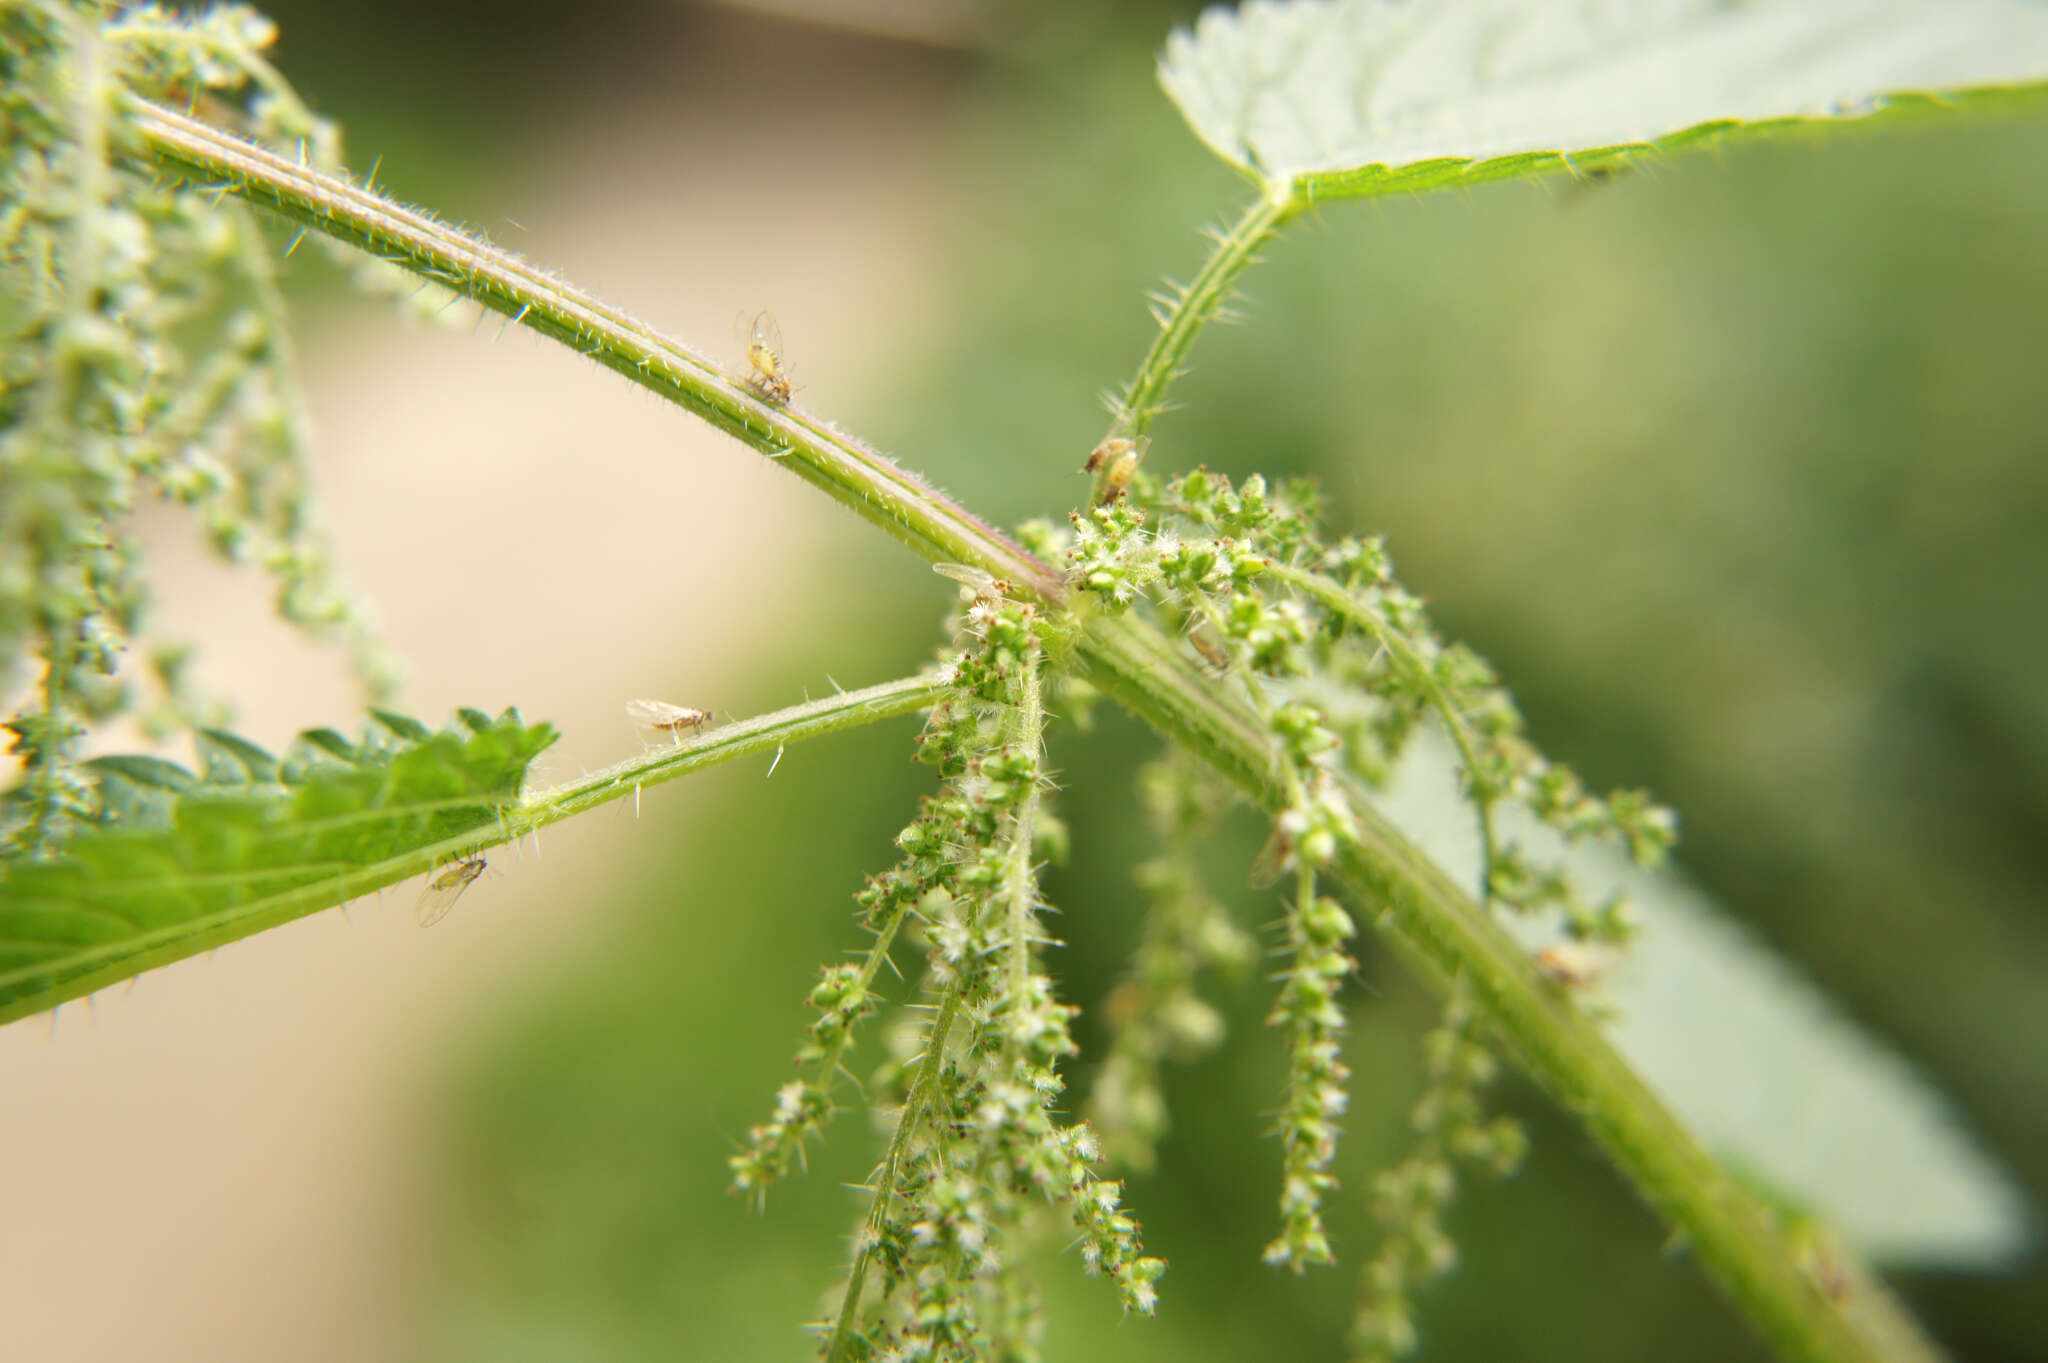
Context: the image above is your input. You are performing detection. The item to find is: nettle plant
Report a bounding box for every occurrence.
[3,3,2042,1361]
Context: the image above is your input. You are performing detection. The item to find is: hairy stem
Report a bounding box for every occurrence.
[129,111,1942,1363]
[1115,189,1293,439]
[827,983,965,1363]
[1005,647,1045,1003]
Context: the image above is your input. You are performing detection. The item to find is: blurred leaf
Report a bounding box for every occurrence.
[0,707,556,1025]
[1160,0,2048,198]
[1370,727,2032,1268]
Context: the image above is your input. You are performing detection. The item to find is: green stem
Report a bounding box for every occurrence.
[1005,646,1046,1002]
[1114,189,1293,440]
[827,983,966,1363]
[126,110,1942,1363]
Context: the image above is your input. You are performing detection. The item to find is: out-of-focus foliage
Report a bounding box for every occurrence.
[1375,728,2030,1269]
[1161,0,2048,196]
[0,706,554,1023]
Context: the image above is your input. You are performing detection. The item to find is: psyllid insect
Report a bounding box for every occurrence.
[1246,820,1291,890]
[933,562,996,592]
[1186,624,1231,673]
[737,309,792,404]
[1084,435,1147,505]
[626,697,713,743]
[416,855,486,927]
[1534,941,1618,988]
[932,562,1010,602]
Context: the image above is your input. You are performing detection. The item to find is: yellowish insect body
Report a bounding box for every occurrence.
[1084,435,1146,504]
[740,309,792,404]
[416,855,486,927]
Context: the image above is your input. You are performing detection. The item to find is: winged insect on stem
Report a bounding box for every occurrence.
[735,308,793,404]
[1186,624,1231,674]
[931,562,1014,606]
[416,855,487,927]
[932,561,995,591]
[1247,820,1290,891]
[626,698,713,744]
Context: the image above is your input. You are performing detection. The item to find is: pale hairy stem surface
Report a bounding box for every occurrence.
[125,104,1941,1363]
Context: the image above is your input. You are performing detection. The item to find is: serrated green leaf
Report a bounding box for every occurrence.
[370,708,434,743]
[1371,727,2032,1269]
[80,754,197,829]
[0,707,557,1025]
[1160,0,2048,201]
[82,754,197,794]
[195,727,281,785]
[280,728,357,783]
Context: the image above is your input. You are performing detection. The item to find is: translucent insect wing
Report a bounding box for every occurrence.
[626,698,708,735]
[625,698,681,728]
[416,858,484,927]
[1246,824,1290,890]
[933,562,996,591]
[738,309,792,403]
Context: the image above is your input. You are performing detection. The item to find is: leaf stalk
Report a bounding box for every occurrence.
[1113,189,1293,440]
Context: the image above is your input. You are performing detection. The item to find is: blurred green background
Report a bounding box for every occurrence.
[254,2,2048,1359]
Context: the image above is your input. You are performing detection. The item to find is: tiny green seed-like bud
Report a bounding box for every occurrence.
[1302,894,1353,947]
[808,963,861,1011]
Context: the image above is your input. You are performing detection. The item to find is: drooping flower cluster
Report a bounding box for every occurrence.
[1060,465,1675,1337]
[1087,754,1252,1173]
[1264,873,1358,1270]
[1068,477,1373,1268]
[1068,467,1678,941]
[740,577,1162,1362]
[1351,989,1525,1362]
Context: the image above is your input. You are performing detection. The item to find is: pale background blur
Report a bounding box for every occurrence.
[3,3,2045,1361]
[2,9,953,1360]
